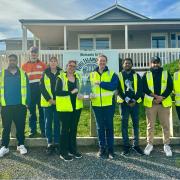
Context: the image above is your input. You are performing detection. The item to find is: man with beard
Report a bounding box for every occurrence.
[143,56,173,156]
[22,47,47,137]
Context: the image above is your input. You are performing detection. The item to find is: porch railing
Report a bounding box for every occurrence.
[0,48,180,70]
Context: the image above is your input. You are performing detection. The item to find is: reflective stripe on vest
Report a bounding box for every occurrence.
[90,70,114,107]
[40,74,53,107]
[56,72,83,112]
[117,72,142,103]
[174,71,180,106]
[144,70,172,108]
[0,69,27,106]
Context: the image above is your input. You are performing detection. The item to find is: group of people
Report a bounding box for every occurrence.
[0,46,179,162]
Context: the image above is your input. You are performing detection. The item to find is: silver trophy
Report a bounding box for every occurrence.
[125,79,134,92]
[78,72,92,99]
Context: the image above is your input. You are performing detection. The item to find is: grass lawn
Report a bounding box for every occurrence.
[0,103,162,137]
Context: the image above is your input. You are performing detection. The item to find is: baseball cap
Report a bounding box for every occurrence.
[29,46,39,53]
[151,56,161,63]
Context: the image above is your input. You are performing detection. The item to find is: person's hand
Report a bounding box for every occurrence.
[71,88,78,94]
[153,99,159,104]
[94,81,100,86]
[77,94,84,100]
[155,95,164,103]
[49,99,56,105]
[90,93,96,99]
[128,102,136,107]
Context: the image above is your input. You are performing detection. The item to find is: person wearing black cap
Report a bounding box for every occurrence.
[142,56,173,156]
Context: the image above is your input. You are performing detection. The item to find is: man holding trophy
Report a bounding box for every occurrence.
[117,58,144,156]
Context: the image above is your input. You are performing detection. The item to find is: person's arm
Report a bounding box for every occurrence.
[161,72,173,98]
[117,77,126,99]
[99,73,119,91]
[142,73,153,96]
[40,73,52,101]
[134,74,143,100]
[55,77,71,96]
[25,73,31,106]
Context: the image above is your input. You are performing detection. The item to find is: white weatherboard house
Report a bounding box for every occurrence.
[1,3,180,72]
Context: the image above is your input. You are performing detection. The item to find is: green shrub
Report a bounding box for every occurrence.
[163,60,180,76]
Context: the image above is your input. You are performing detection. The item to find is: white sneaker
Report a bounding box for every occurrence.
[164,144,172,157]
[17,145,27,155]
[0,146,9,157]
[144,144,153,155]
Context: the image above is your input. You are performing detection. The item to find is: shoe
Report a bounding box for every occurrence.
[108,152,115,159]
[60,154,73,162]
[46,145,53,155]
[97,148,106,158]
[132,146,144,155]
[17,145,27,155]
[164,144,172,157]
[0,146,9,157]
[53,144,60,155]
[28,132,37,138]
[69,151,82,159]
[121,146,131,156]
[144,144,153,155]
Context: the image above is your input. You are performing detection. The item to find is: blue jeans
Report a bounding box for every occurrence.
[93,105,115,152]
[120,103,139,147]
[44,106,60,144]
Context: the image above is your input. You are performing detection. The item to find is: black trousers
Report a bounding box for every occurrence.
[1,105,27,147]
[59,109,81,155]
[176,106,180,121]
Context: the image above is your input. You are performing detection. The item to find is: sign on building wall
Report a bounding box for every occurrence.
[63,50,119,74]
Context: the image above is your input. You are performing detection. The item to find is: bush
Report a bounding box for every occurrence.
[163,60,180,76]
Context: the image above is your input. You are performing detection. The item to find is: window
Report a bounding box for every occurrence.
[151,33,167,48]
[78,34,111,50]
[170,33,180,48]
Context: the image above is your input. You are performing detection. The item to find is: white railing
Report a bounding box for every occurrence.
[0,48,180,70]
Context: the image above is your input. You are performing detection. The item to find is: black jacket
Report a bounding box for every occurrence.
[142,67,173,98]
[40,67,62,101]
[118,69,142,101]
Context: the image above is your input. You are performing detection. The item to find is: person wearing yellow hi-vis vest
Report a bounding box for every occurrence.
[90,54,119,159]
[55,60,83,161]
[0,54,30,158]
[173,60,180,121]
[40,57,62,155]
[117,58,144,156]
[142,56,173,157]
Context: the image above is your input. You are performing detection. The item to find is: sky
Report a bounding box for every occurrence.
[0,0,180,50]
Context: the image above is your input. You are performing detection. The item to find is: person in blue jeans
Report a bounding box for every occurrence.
[90,54,119,159]
[117,58,144,156]
[40,57,62,155]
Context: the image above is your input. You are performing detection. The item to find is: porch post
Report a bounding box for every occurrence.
[125,25,128,49]
[33,35,37,47]
[38,38,41,50]
[64,25,67,50]
[22,24,27,51]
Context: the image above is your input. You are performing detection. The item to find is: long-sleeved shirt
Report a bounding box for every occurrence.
[142,67,173,98]
[1,68,30,106]
[40,67,62,101]
[117,70,142,101]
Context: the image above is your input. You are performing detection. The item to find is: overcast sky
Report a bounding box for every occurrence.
[0,0,180,49]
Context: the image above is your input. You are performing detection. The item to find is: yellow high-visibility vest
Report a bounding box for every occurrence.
[144,70,172,108]
[174,71,180,106]
[40,74,53,107]
[0,69,27,106]
[89,70,115,107]
[56,72,83,112]
[117,72,142,103]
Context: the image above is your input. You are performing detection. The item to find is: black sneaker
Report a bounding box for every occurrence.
[121,146,131,156]
[46,145,53,155]
[53,144,60,155]
[97,148,106,158]
[69,152,82,159]
[132,146,144,155]
[60,154,73,162]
